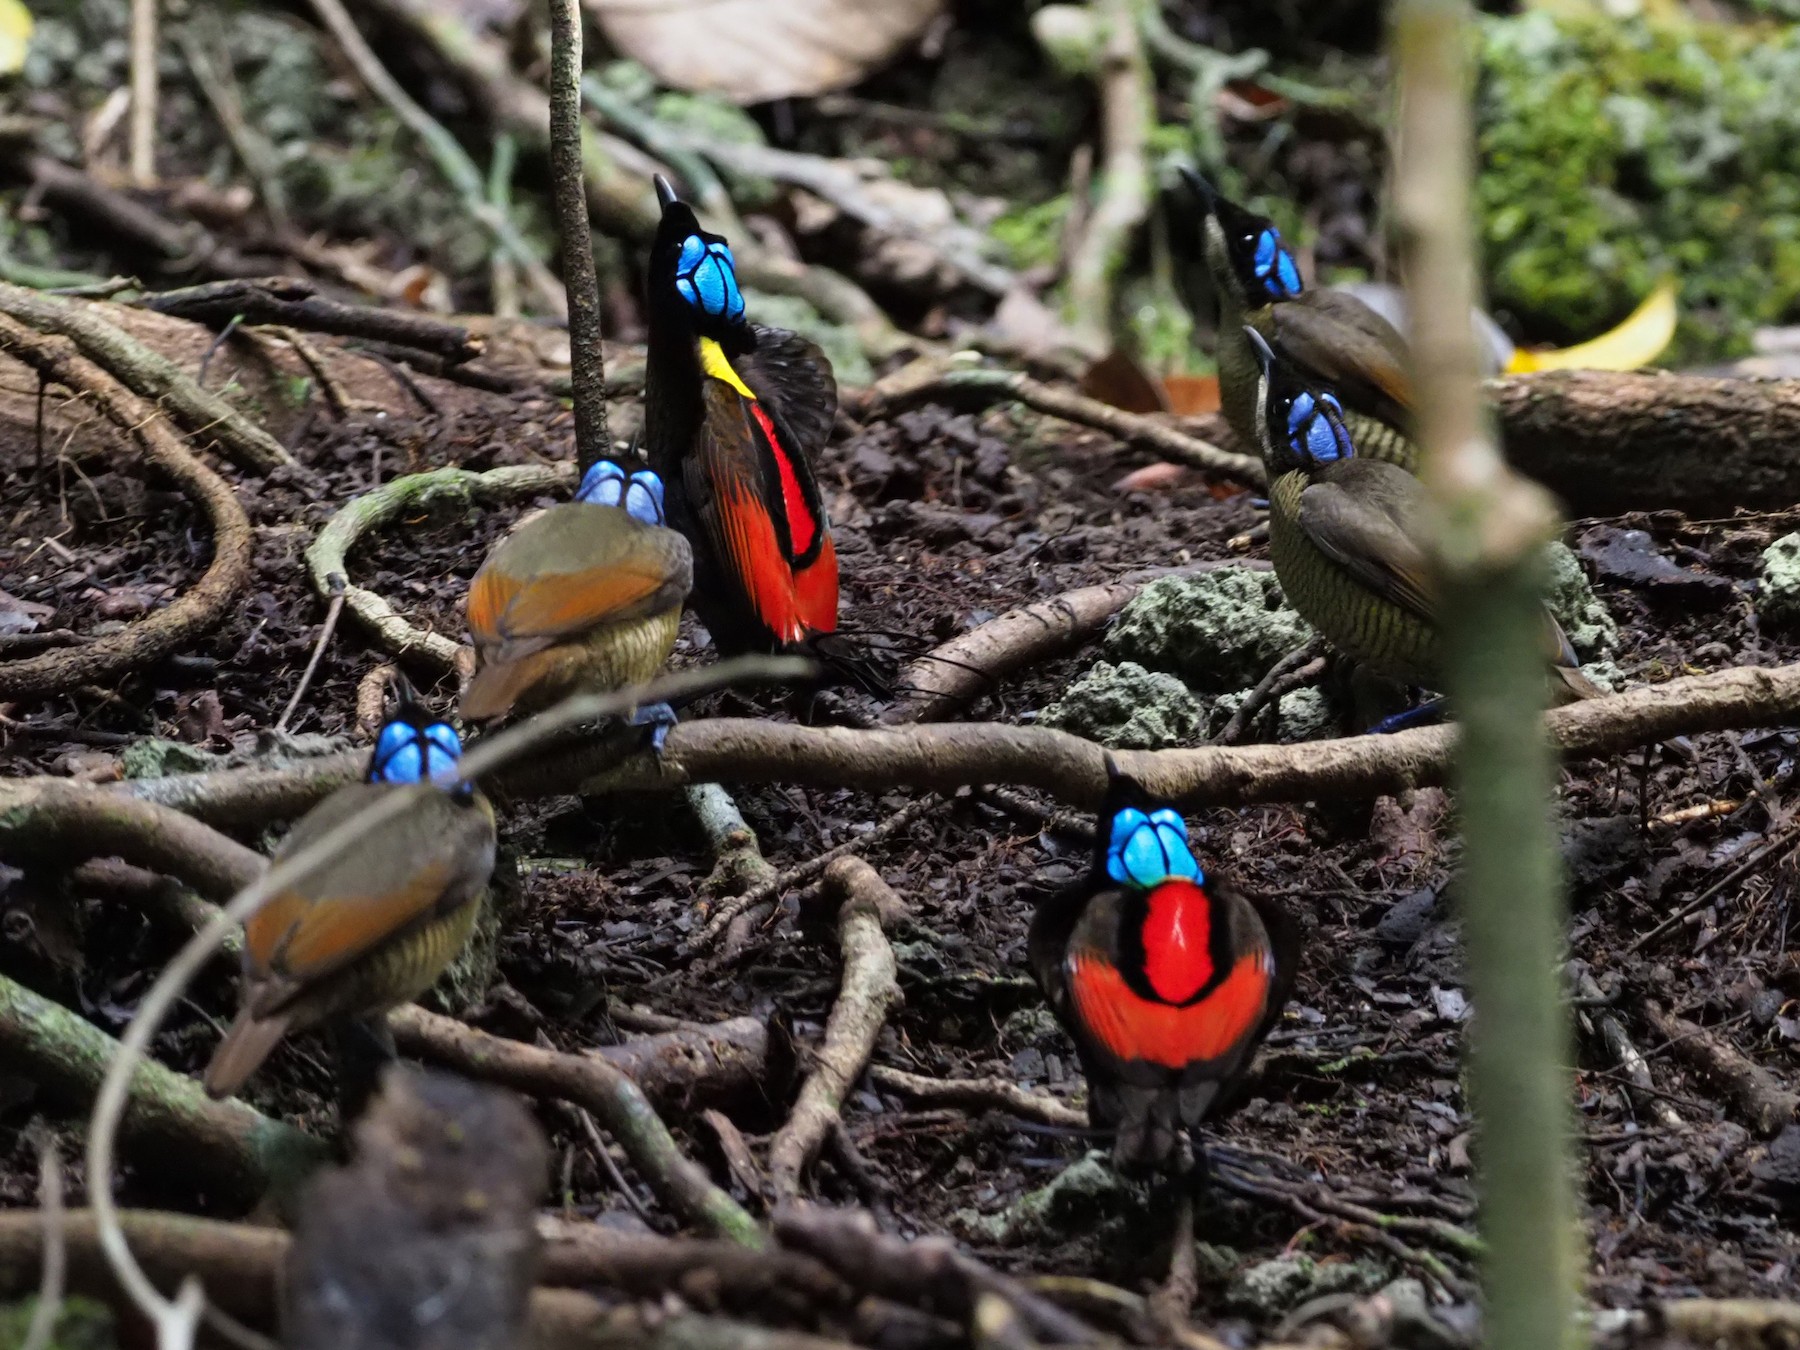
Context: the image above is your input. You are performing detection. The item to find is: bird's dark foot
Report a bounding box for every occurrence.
[331,1015,399,1130]
[627,701,677,754]
[1368,695,1445,734]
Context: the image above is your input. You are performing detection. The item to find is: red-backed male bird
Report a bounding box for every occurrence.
[204,690,497,1102]
[1029,765,1297,1171]
[462,460,692,732]
[641,176,844,665]
[1179,169,1418,473]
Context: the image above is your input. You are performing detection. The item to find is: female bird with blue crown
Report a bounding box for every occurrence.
[205,679,497,1107]
[1029,759,1297,1173]
[461,458,693,733]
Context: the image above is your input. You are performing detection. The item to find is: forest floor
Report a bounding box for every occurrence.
[5,322,1799,1339]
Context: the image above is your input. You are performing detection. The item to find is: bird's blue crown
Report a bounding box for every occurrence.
[674,233,744,322]
[1105,806,1203,889]
[371,717,464,788]
[1286,389,1354,465]
[577,460,667,525]
[1253,226,1303,301]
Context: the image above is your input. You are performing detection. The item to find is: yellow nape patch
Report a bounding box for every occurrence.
[699,337,756,399]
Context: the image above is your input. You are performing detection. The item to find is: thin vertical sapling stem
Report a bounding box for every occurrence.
[547,0,611,473]
[1391,4,1586,1350]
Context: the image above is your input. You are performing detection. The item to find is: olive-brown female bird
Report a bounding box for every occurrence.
[1029,765,1297,1171]
[204,694,497,1101]
[1181,169,1418,472]
[1244,326,1600,707]
[461,461,692,727]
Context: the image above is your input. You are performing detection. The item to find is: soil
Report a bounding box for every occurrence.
[4,329,1800,1332]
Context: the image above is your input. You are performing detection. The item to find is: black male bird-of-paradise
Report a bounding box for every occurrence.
[641,176,846,667]
[461,460,692,731]
[1180,169,1418,473]
[1244,326,1603,709]
[204,690,496,1101]
[1029,766,1297,1171]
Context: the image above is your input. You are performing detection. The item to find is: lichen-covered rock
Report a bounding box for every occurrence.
[1038,661,1205,749]
[1105,569,1314,692]
[1207,685,1339,743]
[1759,533,1800,626]
[1225,1254,1389,1316]
[1544,541,1617,660]
[120,738,220,780]
[957,1150,1138,1245]
[1478,11,1800,360]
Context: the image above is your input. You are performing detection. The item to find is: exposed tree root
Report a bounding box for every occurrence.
[0,280,295,472]
[107,660,1800,829]
[305,462,570,672]
[0,313,254,702]
[384,1004,766,1246]
[867,1065,1087,1129]
[852,355,1262,485]
[768,860,905,1200]
[0,972,327,1209]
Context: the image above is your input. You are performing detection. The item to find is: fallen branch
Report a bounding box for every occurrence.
[851,356,1262,485]
[0,313,254,702]
[140,278,481,363]
[387,1005,765,1246]
[305,463,571,671]
[867,1065,1087,1129]
[768,860,905,1200]
[391,1006,773,1119]
[1644,1001,1799,1138]
[112,660,1800,827]
[0,972,327,1209]
[0,281,295,473]
[0,779,266,900]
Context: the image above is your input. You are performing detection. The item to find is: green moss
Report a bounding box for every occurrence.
[1477,11,1800,360]
[1543,542,1618,659]
[0,1295,117,1350]
[1105,568,1316,692]
[1038,661,1206,749]
[991,195,1072,272]
[1758,532,1800,625]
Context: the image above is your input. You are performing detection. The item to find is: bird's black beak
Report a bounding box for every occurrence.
[1178,166,1220,213]
[1243,325,1276,372]
[654,174,680,212]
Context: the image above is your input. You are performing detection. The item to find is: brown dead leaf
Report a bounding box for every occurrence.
[1162,373,1221,415]
[1080,349,1168,414]
[591,0,946,104]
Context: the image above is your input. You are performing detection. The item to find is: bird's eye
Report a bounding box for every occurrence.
[673,234,745,320]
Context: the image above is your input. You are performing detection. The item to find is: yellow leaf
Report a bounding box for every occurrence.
[0,0,31,77]
[1505,279,1678,374]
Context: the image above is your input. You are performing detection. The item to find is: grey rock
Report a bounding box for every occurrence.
[1038,661,1204,749]
[1105,569,1315,692]
[1208,684,1340,743]
[1760,532,1800,626]
[1544,541,1618,659]
[1226,1254,1388,1316]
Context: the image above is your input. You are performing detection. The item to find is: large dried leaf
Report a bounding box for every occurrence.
[591,0,946,103]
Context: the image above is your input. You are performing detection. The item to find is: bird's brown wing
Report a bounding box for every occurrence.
[467,505,691,649]
[1276,291,1413,428]
[1296,461,1436,624]
[244,786,495,1015]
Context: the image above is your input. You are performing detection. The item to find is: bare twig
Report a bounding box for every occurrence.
[128,0,158,186]
[868,1065,1087,1129]
[275,578,347,735]
[768,859,905,1199]
[1063,0,1151,355]
[140,278,481,361]
[1211,639,1330,746]
[1394,5,1582,1348]
[853,356,1262,485]
[0,313,253,701]
[547,0,610,471]
[1643,1001,1798,1137]
[19,1129,66,1350]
